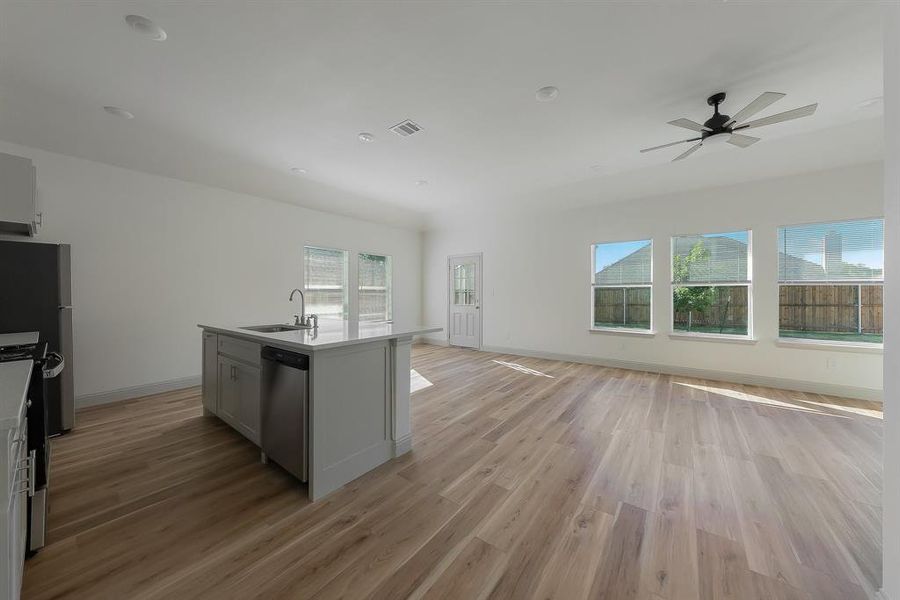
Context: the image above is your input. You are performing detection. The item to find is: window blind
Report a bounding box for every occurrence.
[359,253,392,322]
[304,246,348,317]
[671,231,749,284]
[593,240,652,286]
[777,218,884,283]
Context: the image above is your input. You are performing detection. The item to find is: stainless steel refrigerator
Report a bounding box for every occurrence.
[0,240,74,434]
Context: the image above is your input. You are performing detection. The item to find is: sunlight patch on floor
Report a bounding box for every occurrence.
[673,382,856,419]
[491,359,555,378]
[411,369,433,393]
[789,395,883,419]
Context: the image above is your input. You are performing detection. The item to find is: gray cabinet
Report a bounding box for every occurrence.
[201,332,218,415]
[235,362,260,444]
[216,352,261,445]
[2,408,29,600]
[0,152,38,237]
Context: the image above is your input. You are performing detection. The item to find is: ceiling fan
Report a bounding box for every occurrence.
[641,91,818,161]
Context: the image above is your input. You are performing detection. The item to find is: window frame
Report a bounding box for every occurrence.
[775,217,884,347]
[590,238,655,335]
[357,251,393,323]
[669,229,754,341]
[303,244,350,320]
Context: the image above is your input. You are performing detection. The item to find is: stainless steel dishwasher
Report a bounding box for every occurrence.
[260,346,309,482]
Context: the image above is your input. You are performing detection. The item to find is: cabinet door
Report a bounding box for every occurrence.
[217,357,240,429]
[7,431,27,600]
[202,332,218,414]
[235,362,261,445]
[0,152,35,229]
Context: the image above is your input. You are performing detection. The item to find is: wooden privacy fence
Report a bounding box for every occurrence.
[673,286,748,331]
[779,284,883,334]
[594,287,651,327]
[596,284,884,333]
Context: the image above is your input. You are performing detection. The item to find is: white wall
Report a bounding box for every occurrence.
[882,4,899,598]
[423,162,884,399]
[0,141,422,402]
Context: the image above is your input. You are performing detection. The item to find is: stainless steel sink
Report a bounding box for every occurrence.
[240,324,311,333]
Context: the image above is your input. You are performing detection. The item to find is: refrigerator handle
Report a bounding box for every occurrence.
[58,306,75,431]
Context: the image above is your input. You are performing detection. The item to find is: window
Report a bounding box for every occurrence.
[304,246,348,319]
[671,230,751,337]
[452,262,476,306]
[778,218,884,344]
[358,253,392,322]
[591,239,652,331]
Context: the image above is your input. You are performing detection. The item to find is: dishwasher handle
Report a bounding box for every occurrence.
[261,346,309,370]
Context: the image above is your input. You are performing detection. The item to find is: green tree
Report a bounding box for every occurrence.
[673,241,714,331]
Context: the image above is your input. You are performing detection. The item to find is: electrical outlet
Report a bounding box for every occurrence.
[825,357,838,371]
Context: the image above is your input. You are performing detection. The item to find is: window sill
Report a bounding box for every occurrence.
[775,338,883,354]
[589,327,656,337]
[668,332,757,345]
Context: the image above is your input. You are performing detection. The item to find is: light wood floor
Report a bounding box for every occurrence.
[24,344,882,600]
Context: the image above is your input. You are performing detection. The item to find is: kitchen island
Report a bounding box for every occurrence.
[197,321,440,500]
[0,334,35,600]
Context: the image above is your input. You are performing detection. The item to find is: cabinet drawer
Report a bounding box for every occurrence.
[217,336,260,366]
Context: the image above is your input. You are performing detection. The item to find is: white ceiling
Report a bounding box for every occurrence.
[0,1,883,230]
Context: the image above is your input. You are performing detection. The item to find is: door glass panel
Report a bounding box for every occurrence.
[453,263,476,305]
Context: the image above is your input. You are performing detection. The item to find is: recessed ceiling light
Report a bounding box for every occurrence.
[589,164,606,171]
[415,180,428,187]
[103,106,134,119]
[535,86,559,102]
[290,167,307,174]
[358,132,375,143]
[124,15,167,41]
[855,96,883,110]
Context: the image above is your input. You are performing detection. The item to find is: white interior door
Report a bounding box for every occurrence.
[448,254,481,348]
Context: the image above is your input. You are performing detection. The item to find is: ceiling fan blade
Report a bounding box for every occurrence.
[667,118,712,133]
[734,103,818,130]
[724,92,786,127]
[673,142,702,161]
[727,133,760,148]
[640,137,701,153]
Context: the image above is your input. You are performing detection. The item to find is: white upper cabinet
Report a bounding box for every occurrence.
[0,152,38,237]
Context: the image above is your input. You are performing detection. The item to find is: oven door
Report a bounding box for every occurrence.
[25,351,59,556]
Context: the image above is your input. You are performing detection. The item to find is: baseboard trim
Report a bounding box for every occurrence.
[477,344,882,402]
[415,335,448,347]
[76,375,201,408]
[393,433,412,456]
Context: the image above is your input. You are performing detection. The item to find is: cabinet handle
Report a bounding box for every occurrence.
[27,450,35,496]
[13,451,35,497]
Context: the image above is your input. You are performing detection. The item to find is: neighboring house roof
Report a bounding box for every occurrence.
[779,252,826,281]
[826,262,883,280]
[594,244,652,285]
[670,235,748,283]
[595,237,883,284]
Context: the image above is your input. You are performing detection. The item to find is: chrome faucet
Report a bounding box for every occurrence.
[289,288,318,328]
[289,288,305,325]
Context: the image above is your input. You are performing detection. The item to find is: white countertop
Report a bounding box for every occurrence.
[198,320,441,351]
[0,331,39,347]
[0,360,32,430]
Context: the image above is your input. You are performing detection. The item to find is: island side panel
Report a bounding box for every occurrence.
[308,340,394,500]
[391,336,413,455]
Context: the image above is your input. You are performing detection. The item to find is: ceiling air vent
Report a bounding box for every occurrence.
[390,119,423,137]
